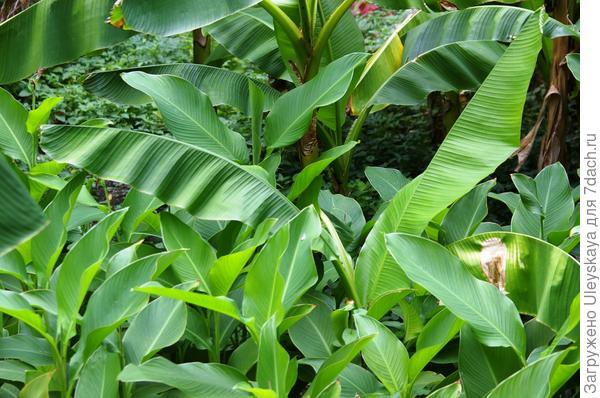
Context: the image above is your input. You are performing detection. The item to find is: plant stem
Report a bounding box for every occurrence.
[305,0,354,80]
[337,106,372,192]
[260,0,307,60]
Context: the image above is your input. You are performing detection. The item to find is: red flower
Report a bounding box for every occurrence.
[352,1,379,16]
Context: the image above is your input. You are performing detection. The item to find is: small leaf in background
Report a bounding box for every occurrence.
[364,166,410,201]
[26,97,63,134]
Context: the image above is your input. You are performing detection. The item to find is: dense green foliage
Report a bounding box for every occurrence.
[0,0,580,397]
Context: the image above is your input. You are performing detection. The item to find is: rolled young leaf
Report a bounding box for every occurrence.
[40,125,298,227]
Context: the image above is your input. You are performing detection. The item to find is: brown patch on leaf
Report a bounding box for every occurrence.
[479,238,507,292]
[107,0,128,29]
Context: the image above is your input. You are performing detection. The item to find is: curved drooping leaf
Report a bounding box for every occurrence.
[0,335,53,367]
[121,72,248,163]
[0,0,132,83]
[386,233,526,360]
[264,53,368,149]
[119,0,261,36]
[448,232,579,332]
[40,125,297,227]
[85,63,280,113]
[373,41,505,106]
[402,6,576,63]
[0,88,35,166]
[0,157,46,257]
[26,97,63,134]
[119,357,248,397]
[354,11,542,307]
[205,8,285,77]
[450,0,519,8]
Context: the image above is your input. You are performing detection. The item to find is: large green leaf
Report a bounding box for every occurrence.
[84,63,280,113]
[120,0,261,36]
[402,6,574,63]
[354,10,542,307]
[74,347,121,398]
[243,207,320,328]
[386,233,526,360]
[448,232,579,332]
[372,41,505,106]
[354,311,409,394]
[288,295,336,358]
[0,0,132,83]
[120,188,162,242]
[0,335,53,367]
[121,72,248,163]
[264,53,367,149]
[55,209,126,335]
[120,357,249,397]
[40,125,297,227]
[205,8,285,77]
[0,157,46,257]
[123,297,187,364]
[0,88,35,166]
[319,0,365,61]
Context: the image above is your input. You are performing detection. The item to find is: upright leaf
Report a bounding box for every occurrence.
[160,212,217,290]
[0,157,46,257]
[56,209,127,334]
[257,317,289,397]
[0,88,35,166]
[264,53,368,148]
[355,11,542,306]
[31,173,85,284]
[74,347,121,398]
[354,311,409,393]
